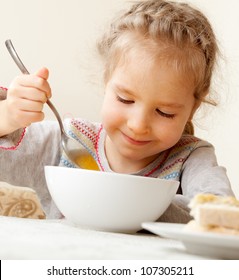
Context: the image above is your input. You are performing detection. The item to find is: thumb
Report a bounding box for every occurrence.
[35,67,49,80]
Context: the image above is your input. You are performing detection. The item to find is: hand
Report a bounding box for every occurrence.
[3,67,51,132]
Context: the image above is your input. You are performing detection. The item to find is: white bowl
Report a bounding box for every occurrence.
[44,166,179,233]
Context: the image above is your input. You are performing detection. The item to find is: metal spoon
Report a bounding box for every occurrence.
[5,39,99,170]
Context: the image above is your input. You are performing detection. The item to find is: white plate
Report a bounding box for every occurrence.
[142,222,239,259]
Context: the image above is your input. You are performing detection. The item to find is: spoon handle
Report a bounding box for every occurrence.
[5,40,29,74]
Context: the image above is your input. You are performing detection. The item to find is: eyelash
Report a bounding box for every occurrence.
[116,95,134,104]
[116,95,175,119]
[156,109,175,119]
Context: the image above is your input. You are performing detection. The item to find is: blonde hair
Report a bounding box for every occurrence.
[97,0,219,134]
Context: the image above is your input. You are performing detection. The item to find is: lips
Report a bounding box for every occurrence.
[122,132,151,146]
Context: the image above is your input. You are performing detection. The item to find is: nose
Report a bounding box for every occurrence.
[127,109,150,135]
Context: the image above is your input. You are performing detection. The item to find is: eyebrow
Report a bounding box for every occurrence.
[114,84,135,96]
[114,83,185,109]
[158,101,184,109]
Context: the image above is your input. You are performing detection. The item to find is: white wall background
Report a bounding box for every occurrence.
[0,0,238,197]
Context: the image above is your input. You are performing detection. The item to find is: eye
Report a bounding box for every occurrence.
[116,95,134,104]
[156,108,175,119]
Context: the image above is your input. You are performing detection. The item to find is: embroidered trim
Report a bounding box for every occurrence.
[144,136,200,177]
[0,128,26,150]
[69,119,99,160]
[60,156,77,168]
[71,119,98,145]
[95,125,104,171]
[163,171,180,180]
[144,149,171,177]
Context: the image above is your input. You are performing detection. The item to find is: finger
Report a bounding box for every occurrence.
[17,87,49,103]
[35,67,49,80]
[34,67,51,98]
[16,99,45,113]
[10,75,51,99]
[7,97,45,117]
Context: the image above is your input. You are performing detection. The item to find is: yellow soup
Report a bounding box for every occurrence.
[74,154,100,171]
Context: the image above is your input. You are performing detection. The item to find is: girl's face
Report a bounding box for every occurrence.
[101,47,197,173]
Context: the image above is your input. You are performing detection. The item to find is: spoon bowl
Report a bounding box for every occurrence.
[5,39,99,170]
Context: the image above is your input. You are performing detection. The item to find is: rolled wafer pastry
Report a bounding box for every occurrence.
[0,184,45,219]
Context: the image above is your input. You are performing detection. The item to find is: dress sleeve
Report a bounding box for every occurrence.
[0,87,26,149]
[156,194,191,223]
[157,140,234,224]
[181,141,233,198]
[0,121,62,217]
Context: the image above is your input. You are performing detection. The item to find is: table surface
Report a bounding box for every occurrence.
[0,216,212,260]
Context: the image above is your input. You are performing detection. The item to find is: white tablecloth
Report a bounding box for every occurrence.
[0,216,211,260]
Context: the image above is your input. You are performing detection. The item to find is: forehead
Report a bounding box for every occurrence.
[107,34,205,89]
[113,45,196,91]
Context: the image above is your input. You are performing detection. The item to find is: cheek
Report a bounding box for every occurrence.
[101,99,124,130]
[153,121,186,145]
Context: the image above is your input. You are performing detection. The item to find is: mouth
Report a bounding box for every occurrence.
[122,132,151,146]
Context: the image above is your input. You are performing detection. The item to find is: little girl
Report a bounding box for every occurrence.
[0,0,234,222]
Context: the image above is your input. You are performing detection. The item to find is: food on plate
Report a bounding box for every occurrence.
[185,193,239,235]
[0,184,45,219]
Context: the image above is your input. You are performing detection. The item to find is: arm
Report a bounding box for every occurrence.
[181,142,233,198]
[0,69,59,217]
[158,141,233,224]
[157,195,192,223]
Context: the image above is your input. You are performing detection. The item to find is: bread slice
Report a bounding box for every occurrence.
[185,193,239,235]
[0,184,45,219]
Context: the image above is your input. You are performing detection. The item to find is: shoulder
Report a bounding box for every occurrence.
[175,134,213,151]
[164,134,214,168]
[177,134,218,169]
